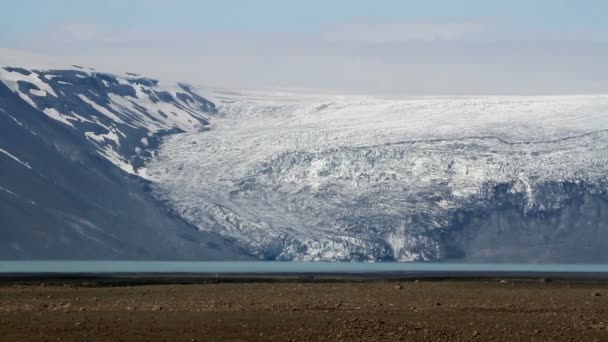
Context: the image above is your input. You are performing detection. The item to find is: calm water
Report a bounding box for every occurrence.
[1,261,608,274]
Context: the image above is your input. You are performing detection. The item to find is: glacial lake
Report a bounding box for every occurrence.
[1,261,608,276]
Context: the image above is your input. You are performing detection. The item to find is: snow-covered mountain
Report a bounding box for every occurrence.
[148,90,608,262]
[2,64,607,262]
[0,65,247,260]
[0,66,216,177]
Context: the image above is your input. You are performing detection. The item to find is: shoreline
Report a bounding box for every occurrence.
[2,271,608,287]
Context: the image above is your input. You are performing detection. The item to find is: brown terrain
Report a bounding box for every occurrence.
[0,280,607,341]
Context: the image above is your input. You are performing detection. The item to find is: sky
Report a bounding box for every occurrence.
[1,0,608,95]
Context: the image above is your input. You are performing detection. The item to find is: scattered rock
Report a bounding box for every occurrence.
[590,322,606,330]
[0,282,605,340]
[393,284,403,290]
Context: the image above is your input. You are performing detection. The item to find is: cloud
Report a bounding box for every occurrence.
[322,20,489,44]
[22,21,162,47]
[3,19,608,96]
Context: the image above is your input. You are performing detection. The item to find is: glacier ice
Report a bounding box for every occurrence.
[147,91,608,261]
[148,93,608,261]
[3,64,606,261]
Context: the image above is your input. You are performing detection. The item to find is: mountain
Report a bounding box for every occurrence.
[2,65,608,262]
[0,65,249,260]
[148,90,608,262]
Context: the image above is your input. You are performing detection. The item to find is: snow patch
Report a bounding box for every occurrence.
[77,94,125,124]
[0,186,16,196]
[42,108,75,127]
[29,88,46,97]
[85,128,120,147]
[0,147,32,169]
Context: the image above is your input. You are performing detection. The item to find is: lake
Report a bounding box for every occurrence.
[1,261,608,276]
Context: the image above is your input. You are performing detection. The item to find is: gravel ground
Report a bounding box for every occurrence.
[0,280,607,341]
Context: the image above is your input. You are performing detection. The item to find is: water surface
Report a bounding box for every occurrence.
[1,261,608,274]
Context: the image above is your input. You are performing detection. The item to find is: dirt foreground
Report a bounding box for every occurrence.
[0,280,607,341]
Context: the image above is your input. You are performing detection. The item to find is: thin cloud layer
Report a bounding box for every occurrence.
[322,20,489,43]
[2,20,608,96]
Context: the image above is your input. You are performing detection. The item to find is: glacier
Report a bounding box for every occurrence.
[3,63,606,262]
[147,91,608,262]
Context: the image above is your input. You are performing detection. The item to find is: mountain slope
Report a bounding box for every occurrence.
[0,66,249,260]
[1,66,218,176]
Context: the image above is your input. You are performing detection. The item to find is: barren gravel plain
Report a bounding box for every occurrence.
[0,280,607,341]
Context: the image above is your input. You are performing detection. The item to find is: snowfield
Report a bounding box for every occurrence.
[147,91,608,261]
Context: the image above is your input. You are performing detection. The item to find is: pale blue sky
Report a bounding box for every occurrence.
[2,0,607,37]
[2,0,608,95]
